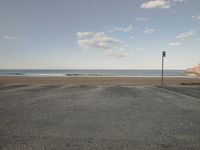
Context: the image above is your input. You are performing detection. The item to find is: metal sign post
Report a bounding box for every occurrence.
[162,51,166,86]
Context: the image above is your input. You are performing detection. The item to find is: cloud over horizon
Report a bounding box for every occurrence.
[105,49,129,58]
[77,32,129,58]
[169,29,197,46]
[141,0,171,9]
[192,14,200,21]
[144,28,155,34]
[173,0,186,2]
[169,42,181,46]
[110,24,137,33]
[77,32,123,50]
[2,35,16,40]
[175,29,197,40]
[141,0,186,9]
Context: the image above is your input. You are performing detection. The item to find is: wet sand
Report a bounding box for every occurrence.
[0,76,200,86]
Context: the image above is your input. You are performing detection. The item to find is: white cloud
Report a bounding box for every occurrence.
[77,32,129,58]
[141,0,187,10]
[110,24,137,33]
[3,36,16,40]
[105,49,129,58]
[169,29,197,46]
[119,45,129,51]
[141,0,171,9]
[135,17,148,21]
[173,0,186,2]
[192,15,200,21]
[175,30,197,40]
[76,32,92,39]
[169,42,182,46]
[77,32,123,50]
[144,28,155,34]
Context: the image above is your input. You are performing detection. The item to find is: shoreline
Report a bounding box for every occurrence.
[0,75,196,78]
[0,76,200,86]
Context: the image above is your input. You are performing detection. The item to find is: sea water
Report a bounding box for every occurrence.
[0,69,189,77]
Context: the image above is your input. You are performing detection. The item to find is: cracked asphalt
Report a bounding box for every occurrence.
[0,85,200,150]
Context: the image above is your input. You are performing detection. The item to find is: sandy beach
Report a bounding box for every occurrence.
[0,76,200,86]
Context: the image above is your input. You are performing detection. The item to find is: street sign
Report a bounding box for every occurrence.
[163,51,166,57]
[162,51,166,86]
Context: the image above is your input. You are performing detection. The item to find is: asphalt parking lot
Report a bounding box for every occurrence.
[0,85,200,150]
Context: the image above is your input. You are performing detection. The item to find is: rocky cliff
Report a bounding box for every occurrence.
[186,64,200,75]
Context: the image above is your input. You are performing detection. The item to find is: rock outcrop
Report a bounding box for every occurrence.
[186,64,200,76]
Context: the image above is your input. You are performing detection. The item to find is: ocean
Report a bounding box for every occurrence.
[0,69,189,77]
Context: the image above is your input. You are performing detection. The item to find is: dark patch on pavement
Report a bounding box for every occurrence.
[0,84,28,90]
[159,86,200,99]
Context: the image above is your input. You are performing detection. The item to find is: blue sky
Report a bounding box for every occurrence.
[0,0,200,69]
